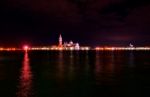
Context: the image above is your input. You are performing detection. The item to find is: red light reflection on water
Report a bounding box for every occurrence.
[17,51,33,97]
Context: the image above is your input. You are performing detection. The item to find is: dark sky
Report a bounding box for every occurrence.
[0,0,150,47]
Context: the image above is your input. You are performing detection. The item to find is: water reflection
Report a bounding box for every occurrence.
[129,51,134,68]
[95,51,115,84]
[107,51,114,73]
[106,51,115,83]
[85,51,90,76]
[57,51,64,82]
[95,51,102,76]
[95,51,103,84]
[68,51,74,80]
[17,51,33,97]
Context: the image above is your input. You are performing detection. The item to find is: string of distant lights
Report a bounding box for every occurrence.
[0,46,150,51]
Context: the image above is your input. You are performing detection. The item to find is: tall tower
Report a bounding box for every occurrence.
[59,34,62,47]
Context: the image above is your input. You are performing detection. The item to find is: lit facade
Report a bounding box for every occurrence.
[58,34,80,50]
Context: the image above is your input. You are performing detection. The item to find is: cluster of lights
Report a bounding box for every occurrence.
[80,47,90,50]
[23,45,90,51]
[95,47,150,51]
[31,47,50,50]
[1,45,150,51]
[0,48,17,51]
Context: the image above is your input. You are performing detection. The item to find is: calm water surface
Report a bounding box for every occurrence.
[0,50,150,97]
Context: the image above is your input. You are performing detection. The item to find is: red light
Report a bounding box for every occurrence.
[23,45,29,50]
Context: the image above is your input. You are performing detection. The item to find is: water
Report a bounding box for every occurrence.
[0,50,150,97]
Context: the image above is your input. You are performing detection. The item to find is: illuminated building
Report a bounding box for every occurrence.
[63,41,80,50]
[58,34,80,50]
[59,34,63,47]
[75,43,80,50]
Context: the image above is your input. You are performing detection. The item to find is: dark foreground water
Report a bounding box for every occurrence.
[0,50,150,97]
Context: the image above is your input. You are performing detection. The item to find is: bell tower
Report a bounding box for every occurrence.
[59,34,62,47]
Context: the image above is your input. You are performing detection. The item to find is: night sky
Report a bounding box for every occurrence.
[0,0,150,47]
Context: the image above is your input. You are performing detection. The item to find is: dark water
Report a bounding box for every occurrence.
[0,50,150,97]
